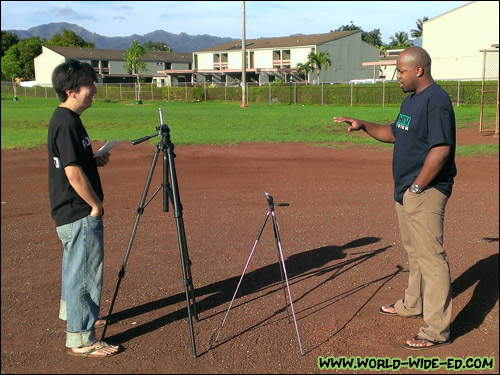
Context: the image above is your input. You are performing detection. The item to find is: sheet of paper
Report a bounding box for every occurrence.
[93,140,121,158]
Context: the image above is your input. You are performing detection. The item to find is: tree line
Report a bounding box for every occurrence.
[1,29,171,82]
[1,18,426,83]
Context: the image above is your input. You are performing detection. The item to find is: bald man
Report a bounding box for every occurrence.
[334,47,457,350]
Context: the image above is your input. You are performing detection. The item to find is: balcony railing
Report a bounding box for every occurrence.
[213,62,229,70]
[273,59,291,68]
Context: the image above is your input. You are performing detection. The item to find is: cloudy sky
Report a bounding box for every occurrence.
[1,1,470,44]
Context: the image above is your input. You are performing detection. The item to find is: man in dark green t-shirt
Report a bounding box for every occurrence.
[334,47,456,350]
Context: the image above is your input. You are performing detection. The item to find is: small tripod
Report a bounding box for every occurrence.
[101,108,198,358]
[215,192,304,355]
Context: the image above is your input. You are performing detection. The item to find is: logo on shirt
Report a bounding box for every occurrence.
[396,114,411,131]
[53,157,61,169]
[82,136,91,149]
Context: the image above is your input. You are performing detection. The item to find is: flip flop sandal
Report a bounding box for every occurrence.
[95,319,107,328]
[67,341,120,357]
[378,304,422,318]
[378,303,398,316]
[403,336,451,351]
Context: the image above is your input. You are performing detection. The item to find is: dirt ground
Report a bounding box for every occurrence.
[1,126,498,374]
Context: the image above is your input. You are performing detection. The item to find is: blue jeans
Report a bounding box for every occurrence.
[56,215,104,348]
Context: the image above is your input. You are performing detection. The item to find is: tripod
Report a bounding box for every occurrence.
[101,108,198,358]
[215,192,304,355]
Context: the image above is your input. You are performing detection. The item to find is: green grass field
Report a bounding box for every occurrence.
[1,95,498,156]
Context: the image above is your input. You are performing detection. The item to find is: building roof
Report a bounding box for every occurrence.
[43,46,192,63]
[197,30,361,52]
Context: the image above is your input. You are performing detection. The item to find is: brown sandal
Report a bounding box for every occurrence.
[67,341,121,357]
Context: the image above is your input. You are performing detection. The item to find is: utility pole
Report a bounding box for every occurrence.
[241,1,248,107]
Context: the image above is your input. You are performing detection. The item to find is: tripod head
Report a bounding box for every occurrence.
[264,191,289,209]
[132,108,170,145]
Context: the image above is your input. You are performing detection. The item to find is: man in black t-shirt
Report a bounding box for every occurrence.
[48,60,121,357]
[334,47,456,350]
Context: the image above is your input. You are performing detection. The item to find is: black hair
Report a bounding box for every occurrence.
[52,60,97,102]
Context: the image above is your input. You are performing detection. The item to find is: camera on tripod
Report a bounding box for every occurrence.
[132,108,171,146]
[102,107,198,358]
[157,108,170,133]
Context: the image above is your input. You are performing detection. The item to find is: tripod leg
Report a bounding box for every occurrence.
[163,144,169,213]
[272,210,304,355]
[270,208,291,322]
[165,142,198,358]
[215,210,270,342]
[101,144,161,340]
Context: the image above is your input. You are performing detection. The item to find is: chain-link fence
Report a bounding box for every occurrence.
[2,79,498,107]
[479,48,499,135]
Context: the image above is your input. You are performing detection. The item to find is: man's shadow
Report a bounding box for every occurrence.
[104,236,388,344]
[450,241,499,341]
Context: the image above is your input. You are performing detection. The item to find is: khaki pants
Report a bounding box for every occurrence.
[394,187,452,342]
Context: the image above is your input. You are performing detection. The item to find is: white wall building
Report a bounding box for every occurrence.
[423,1,499,80]
[190,31,380,84]
[34,46,192,87]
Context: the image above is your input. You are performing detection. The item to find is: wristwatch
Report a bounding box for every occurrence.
[410,184,423,194]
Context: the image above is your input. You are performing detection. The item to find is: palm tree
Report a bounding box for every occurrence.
[389,31,413,49]
[410,17,429,38]
[307,51,332,84]
[296,61,313,82]
[379,45,388,58]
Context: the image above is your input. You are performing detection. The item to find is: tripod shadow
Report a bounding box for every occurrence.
[210,243,396,354]
[301,264,404,354]
[450,249,499,341]
[104,236,386,345]
[198,237,384,318]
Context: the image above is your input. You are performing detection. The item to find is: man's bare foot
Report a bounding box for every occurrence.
[68,341,121,357]
[378,304,422,318]
[95,318,106,327]
[403,336,450,351]
[378,303,398,315]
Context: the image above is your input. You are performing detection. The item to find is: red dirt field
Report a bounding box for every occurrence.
[1,127,498,374]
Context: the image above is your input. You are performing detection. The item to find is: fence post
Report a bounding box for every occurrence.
[321,83,324,105]
[120,83,123,100]
[294,83,297,105]
[225,82,227,104]
[350,82,353,107]
[382,80,386,108]
[204,82,207,102]
[269,83,271,104]
[457,79,460,107]
[185,82,187,102]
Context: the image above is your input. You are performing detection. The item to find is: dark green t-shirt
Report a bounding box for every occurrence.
[390,83,457,202]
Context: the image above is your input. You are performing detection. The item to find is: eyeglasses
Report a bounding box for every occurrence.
[67,60,82,77]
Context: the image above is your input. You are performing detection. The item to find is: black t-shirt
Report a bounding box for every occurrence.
[48,106,103,226]
[390,83,457,202]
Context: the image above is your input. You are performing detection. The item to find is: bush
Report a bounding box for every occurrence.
[2,80,497,106]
